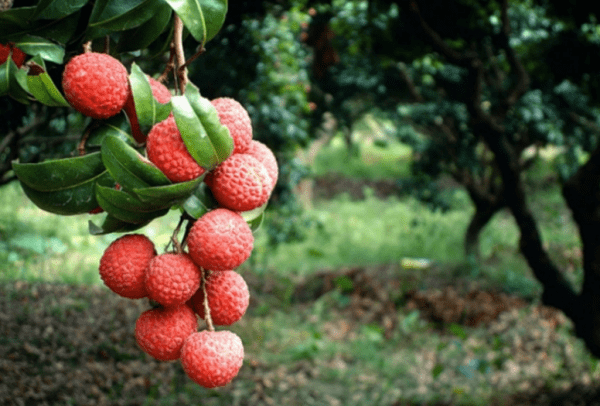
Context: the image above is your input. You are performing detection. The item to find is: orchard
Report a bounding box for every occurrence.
[1,0,277,389]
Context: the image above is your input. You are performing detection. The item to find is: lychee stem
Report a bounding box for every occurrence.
[201,268,215,331]
[83,41,91,53]
[173,14,188,94]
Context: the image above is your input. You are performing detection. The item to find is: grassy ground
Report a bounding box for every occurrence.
[0,129,595,405]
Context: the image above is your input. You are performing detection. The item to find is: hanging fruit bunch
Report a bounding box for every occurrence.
[2,0,277,388]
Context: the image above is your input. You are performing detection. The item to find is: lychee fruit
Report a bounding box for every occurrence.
[211,98,253,154]
[146,114,205,182]
[204,153,271,212]
[180,330,244,388]
[124,76,172,143]
[145,253,201,307]
[186,208,254,272]
[99,234,156,299]
[62,52,129,119]
[135,305,197,361]
[0,43,26,67]
[245,140,278,191]
[189,270,249,326]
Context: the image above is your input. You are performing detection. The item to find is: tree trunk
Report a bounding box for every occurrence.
[464,200,504,259]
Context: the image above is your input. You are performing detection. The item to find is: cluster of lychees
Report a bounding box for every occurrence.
[62,51,277,388]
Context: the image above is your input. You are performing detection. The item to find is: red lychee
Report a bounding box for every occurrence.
[62,52,129,119]
[205,153,271,212]
[135,305,197,361]
[180,330,244,388]
[211,98,253,154]
[245,140,278,191]
[145,253,201,307]
[124,76,172,143]
[0,43,26,67]
[146,114,205,182]
[189,270,249,326]
[186,208,254,272]
[99,234,156,299]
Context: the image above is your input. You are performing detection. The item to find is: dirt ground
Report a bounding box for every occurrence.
[2,269,600,406]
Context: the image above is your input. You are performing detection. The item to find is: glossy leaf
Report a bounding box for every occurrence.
[182,182,217,219]
[96,184,169,223]
[96,184,172,212]
[134,176,204,206]
[116,4,173,52]
[26,56,69,107]
[240,202,267,232]
[0,7,35,39]
[12,152,105,192]
[86,115,135,148]
[33,0,88,20]
[19,171,113,215]
[171,85,232,170]
[16,35,64,64]
[101,135,171,192]
[89,214,150,235]
[129,63,171,130]
[87,0,165,38]
[0,59,30,104]
[163,0,227,45]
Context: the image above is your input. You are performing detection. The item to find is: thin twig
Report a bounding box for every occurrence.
[201,269,215,331]
[173,14,187,94]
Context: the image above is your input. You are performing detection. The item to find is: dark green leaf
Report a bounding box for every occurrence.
[12,152,105,192]
[86,115,135,148]
[15,35,64,64]
[89,214,150,235]
[26,56,69,107]
[129,63,171,131]
[30,11,82,44]
[116,4,173,52]
[0,59,30,104]
[19,171,113,215]
[163,0,227,45]
[172,85,232,170]
[0,7,35,40]
[96,184,172,212]
[33,0,88,20]
[87,0,166,38]
[96,184,169,223]
[101,134,172,192]
[134,176,204,206]
[182,182,217,219]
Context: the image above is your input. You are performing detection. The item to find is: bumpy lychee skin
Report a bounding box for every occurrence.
[180,330,244,388]
[189,271,250,326]
[205,153,271,212]
[145,253,201,307]
[62,52,129,119]
[146,115,205,182]
[187,209,254,272]
[246,140,278,191]
[135,305,197,361]
[211,98,253,154]
[99,234,156,299]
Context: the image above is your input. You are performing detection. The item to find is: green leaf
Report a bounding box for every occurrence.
[0,7,35,40]
[134,176,204,206]
[0,58,30,104]
[15,35,64,64]
[86,115,136,148]
[182,182,217,219]
[33,0,88,20]
[89,214,150,235]
[129,63,171,131]
[19,171,114,215]
[87,0,166,39]
[26,56,69,107]
[116,4,173,52]
[163,0,227,45]
[95,184,169,223]
[12,152,105,192]
[96,184,172,212]
[101,134,172,192]
[171,85,232,170]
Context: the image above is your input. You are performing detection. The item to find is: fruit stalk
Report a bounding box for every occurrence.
[201,269,215,331]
